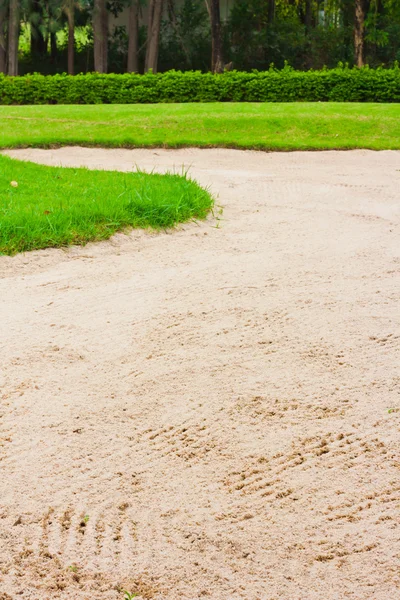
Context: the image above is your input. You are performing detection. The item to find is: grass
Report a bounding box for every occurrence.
[0,154,213,255]
[1,101,398,254]
[1,102,400,150]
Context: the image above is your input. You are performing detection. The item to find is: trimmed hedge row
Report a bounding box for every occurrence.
[1,67,400,104]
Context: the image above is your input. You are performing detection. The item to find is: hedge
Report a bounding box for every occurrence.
[1,66,400,104]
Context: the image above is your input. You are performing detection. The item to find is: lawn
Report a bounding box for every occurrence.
[2,101,398,255]
[1,102,400,150]
[0,154,213,255]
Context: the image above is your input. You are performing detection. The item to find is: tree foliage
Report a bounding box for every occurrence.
[0,0,399,76]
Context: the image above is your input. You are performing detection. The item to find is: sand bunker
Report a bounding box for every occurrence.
[1,148,399,599]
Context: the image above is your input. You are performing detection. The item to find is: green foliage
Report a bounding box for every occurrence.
[0,154,214,254]
[225,0,400,71]
[4,0,400,75]
[160,0,211,71]
[1,66,400,104]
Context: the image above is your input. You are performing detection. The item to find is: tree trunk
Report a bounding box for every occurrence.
[67,10,74,74]
[210,0,223,73]
[31,29,46,56]
[305,0,312,31]
[102,0,108,73]
[50,31,57,63]
[0,2,7,74]
[93,0,107,73]
[267,0,275,24]
[354,0,365,67]
[30,0,46,57]
[7,0,19,76]
[127,0,139,72]
[145,0,154,71]
[145,0,163,73]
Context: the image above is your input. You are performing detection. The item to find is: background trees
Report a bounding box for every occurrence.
[354,0,366,67]
[0,0,8,73]
[127,0,138,71]
[93,0,108,72]
[0,0,399,77]
[210,0,223,72]
[7,0,20,74]
[145,0,163,72]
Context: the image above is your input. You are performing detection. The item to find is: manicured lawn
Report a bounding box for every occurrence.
[0,155,213,255]
[1,103,400,150]
[2,101,398,254]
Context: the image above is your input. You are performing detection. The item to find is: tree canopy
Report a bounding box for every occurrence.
[0,0,399,76]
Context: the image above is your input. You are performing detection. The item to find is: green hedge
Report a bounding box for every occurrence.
[1,66,400,104]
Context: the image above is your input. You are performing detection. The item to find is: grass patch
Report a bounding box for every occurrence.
[0,155,213,255]
[1,102,397,254]
[1,103,400,150]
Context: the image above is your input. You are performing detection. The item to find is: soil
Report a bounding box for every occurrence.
[1,148,400,600]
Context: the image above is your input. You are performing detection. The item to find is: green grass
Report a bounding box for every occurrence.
[0,154,213,255]
[1,103,400,150]
[1,101,398,254]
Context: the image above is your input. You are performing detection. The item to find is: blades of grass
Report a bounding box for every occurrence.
[0,155,214,255]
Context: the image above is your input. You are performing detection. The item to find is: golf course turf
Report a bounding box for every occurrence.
[1,102,400,151]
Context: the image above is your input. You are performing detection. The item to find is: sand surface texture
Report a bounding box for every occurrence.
[1,148,399,600]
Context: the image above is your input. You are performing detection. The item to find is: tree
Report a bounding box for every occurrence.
[93,0,108,72]
[29,0,47,57]
[63,0,75,74]
[210,0,223,72]
[50,31,57,61]
[102,0,108,72]
[7,0,19,75]
[304,0,312,31]
[145,0,163,72]
[267,0,275,24]
[0,0,7,74]
[355,0,366,66]
[127,0,138,72]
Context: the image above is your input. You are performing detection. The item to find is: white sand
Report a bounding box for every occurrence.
[0,148,399,600]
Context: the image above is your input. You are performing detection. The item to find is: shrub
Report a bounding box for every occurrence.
[0,65,399,105]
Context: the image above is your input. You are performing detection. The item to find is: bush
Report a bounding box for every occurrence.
[1,65,400,105]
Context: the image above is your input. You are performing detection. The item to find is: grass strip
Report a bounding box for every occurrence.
[0,155,213,255]
[1,103,400,150]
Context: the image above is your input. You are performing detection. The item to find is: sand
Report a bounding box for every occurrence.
[0,148,399,600]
